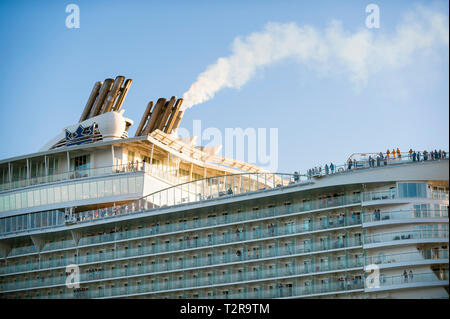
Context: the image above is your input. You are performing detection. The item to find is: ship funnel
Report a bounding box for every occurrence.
[135,101,153,137]
[79,81,102,122]
[171,110,184,132]
[80,75,133,121]
[164,98,183,133]
[89,78,113,118]
[158,96,177,131]
[114,78,133,111]
[143,98,166,135]
[101,76,125,114]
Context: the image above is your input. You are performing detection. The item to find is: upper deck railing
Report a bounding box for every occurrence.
[0,162,148,193]
[0,162,193,193]
[305,150,448,178]
[63,172,305,224]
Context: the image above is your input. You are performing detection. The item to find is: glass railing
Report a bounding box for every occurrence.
[66,277,364,299]
[363,209,448,223]
[0,236,363,277]
[1,176,362,238]
[12,260,363,298]
[363,189,397,201]
[0,162,149,193]
[0,256,364,293]
[175,279,363,299]
[72,213,360,252]
[365,249,449,265]
[41,239,76,252]
[7,245,37,257]
[2,210,362,261]
[364,230,448,245]
[432,190,449,201]
[70,191,360,232]
[0,193,362,256]
[73,237,362,268]
[363,189,449,202]
[374,271,449,288]
[14,270,450,298]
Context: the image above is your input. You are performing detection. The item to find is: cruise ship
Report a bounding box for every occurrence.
[0,75,448,299]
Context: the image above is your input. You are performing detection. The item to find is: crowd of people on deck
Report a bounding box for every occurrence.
[407,149,447,162]
[304,148,447,180]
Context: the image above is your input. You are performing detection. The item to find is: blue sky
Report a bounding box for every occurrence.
[0,0,448,173]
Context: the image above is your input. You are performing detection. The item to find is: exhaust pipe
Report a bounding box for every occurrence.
[157,96,177,131]
[101,76,125,114]
[171,110,184,131]
[135,101,153,137]
[113,78,133,111]
[89,78,113,118]
[143,98,166,135]
[164,98,183,133]
[79,81,102,122]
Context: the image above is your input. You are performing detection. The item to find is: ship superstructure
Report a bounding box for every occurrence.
[0,76,448,299]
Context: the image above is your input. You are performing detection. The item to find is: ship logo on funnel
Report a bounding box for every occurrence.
[65,123,98,146]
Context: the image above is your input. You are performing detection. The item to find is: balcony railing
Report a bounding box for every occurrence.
[0,162,150,193]
[365,249,449,266]
[364,230,448,245]
[371,271,449,289]
[65,186,360,233]
[363,189,397,201]
[0,256,364,293]
[0,236,363,277]
[53,277,365,299]
[363,209,448,223]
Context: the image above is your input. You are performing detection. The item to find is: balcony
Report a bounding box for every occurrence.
[1,256,365,298]
[364,230,449,247]
[0,219,364,277]
[0,236,363,292]
[363,209,448,224]
[366,271,449,293]
[0,254,365,293]
[365,250,449,268]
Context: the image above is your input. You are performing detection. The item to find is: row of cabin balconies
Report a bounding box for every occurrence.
[0,191,362,240]
[5,204,445,260]
[0,233,364,276]
[0,253,365,293]
[1,208,364,259]
[2,225,448,277]
[18,270,448,299]
[3,248,448,294]
[1,261,365,299]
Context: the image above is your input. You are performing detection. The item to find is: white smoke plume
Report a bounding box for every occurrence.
[182,7,448,110]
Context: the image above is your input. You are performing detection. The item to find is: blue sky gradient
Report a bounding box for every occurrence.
[0,0,448,173]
